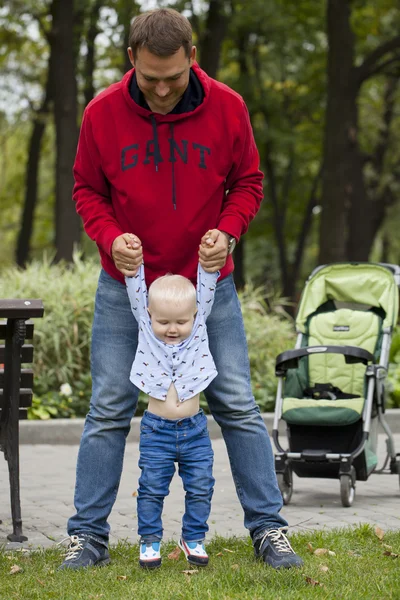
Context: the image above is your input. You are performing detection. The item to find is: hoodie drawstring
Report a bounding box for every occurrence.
[150,115,177,211]
[169,123,177,211]
[150,114,162,173]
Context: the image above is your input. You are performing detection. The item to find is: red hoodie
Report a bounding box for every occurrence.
[73,62,263,286]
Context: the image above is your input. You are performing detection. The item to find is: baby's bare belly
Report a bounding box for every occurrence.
[147,383,200,419]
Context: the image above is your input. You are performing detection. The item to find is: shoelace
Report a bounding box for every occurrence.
[58,535,85,561]
[259,528,294,555]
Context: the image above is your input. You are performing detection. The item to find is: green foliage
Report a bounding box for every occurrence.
[386,328,400,408]
[240,285,295,410]
[2,257,400,417]
[0,257,297,419]
[0,254,97,418]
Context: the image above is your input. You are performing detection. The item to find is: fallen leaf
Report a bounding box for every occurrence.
[132,490,138,497]
[216,552,223,556]
[231,564,240,570]
[383,544,393,551]
[36,578,45,586]
[304,575,323,587]
[182,569,199,575]
[319,565,329,573]
[306,542,313,553]
[117,575,128,580]
[375,526,385,541]
[223,548,234,553]
[314,548,328,556]
[383,551,399,558]
[9,565,22,575]
[168,546,182,560]
[328,550,336,556]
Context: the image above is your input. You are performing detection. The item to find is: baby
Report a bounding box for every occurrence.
[125,253,219,569]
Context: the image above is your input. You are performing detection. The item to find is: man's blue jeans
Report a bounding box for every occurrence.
[138,410,214,543]
[67,270,287,542]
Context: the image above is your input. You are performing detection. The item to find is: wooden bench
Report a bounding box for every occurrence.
[0,299,44,542]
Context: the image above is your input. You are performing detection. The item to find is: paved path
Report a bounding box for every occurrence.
[1,435,399,551]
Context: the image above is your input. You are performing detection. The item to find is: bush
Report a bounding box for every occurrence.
[0,254,97,419]
[1,256,398,417]
[0,256,297,418]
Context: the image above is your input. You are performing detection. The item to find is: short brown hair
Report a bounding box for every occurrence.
[129,8,192,59]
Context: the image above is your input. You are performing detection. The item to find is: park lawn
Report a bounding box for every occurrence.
[0,526,399,600]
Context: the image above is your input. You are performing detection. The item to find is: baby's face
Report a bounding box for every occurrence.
[148,298,197,345]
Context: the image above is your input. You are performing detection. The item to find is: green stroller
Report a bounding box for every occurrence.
[273,262,400,507]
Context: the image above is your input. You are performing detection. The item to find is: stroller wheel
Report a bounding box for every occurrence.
[277,465,293,505]
[340,467,356,507]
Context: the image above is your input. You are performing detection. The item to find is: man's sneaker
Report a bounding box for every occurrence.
[253,528,303,569]
[58,534,110,570]
[139,541,162,569]
[179,538,209,566]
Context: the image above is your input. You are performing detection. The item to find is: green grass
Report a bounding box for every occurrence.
[1,526,399,599]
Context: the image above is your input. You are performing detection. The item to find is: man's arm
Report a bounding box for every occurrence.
[73,109,123,254]
[73,109,142,275]
[217,100,263,241]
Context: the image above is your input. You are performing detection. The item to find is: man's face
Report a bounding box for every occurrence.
[128,46,196,114]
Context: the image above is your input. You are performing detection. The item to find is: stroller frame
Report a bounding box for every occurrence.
[273,262,400,507]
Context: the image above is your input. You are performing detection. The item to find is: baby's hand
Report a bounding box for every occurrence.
[126,234,141,250]
[201,230,215,248]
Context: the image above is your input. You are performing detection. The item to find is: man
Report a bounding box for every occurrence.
[60,8,303,570]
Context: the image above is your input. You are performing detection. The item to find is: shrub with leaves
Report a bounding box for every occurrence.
[3,256,398,418]
[0,254,98,418]
[239,285,295,411]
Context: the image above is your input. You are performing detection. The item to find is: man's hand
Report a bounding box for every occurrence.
[112,233,143,276]
[198,229,229,273]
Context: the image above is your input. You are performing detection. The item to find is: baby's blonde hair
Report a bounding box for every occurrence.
[148,273,197,309]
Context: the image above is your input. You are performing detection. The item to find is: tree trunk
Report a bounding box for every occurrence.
[16,1,57,267]
[319,0,369,264]
[16,109,48,267]
[198,0,229,78]
[233,240,245,290]
[120,2,140,74]
[51,0,80,262]
[83,0,103,107]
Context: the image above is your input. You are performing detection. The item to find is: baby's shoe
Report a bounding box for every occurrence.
[179,538,208,566]
[139,540,162,569]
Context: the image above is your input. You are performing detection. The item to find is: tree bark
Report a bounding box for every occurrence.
[16,1,57,267]
[120,2,140,74]
[198,0,229,78]
[233,241,245,290]
[16,101,50,267]
[83,0,103,107]
[51,0,80,262]
[319,0,368,264]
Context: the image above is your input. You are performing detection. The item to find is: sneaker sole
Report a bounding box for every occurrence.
[58,556,111,571]
[178,540,209,567]
[139,558,162,569]
[254,550,303,569]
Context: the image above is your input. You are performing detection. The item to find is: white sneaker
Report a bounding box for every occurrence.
[139,540,162,569]
[179,538,209,566]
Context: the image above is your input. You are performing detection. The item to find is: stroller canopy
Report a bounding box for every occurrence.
[296,263,399,333]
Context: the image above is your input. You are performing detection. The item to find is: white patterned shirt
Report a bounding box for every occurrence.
[125,264,218,402]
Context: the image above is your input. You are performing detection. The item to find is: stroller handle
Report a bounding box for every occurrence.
[275,345,374,375]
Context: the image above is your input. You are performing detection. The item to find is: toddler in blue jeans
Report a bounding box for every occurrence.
[126,257,219,569]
